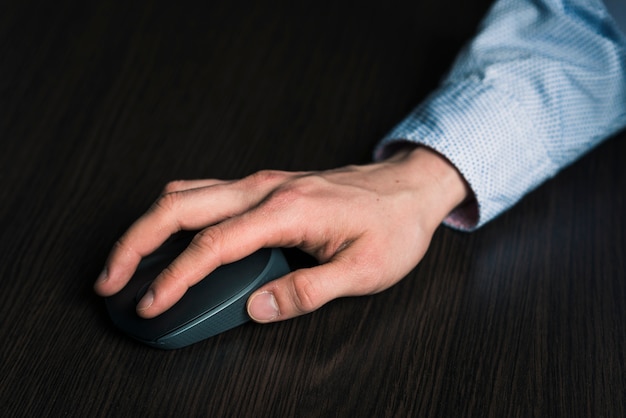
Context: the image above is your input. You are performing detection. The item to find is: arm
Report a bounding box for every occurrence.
[377,0,626,230]
[95,0,626,323]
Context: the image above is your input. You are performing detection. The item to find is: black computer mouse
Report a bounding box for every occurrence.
[105,231,290,349]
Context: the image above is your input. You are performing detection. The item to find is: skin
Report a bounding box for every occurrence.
[94,146,469,323]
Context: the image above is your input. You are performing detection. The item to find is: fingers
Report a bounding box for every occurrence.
[95,173,290,297]
[247,241,383,323]
[133,198,304,317]
[94,187,251,296]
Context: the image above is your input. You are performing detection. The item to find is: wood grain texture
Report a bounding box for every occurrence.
[1,0,624,416]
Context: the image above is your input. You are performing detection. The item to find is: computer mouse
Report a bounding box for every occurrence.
[105,231,290,349]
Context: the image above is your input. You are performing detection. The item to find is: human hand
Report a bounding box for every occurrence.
[94,146,469,323]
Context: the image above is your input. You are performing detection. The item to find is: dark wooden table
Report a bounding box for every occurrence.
[1,0,625,416]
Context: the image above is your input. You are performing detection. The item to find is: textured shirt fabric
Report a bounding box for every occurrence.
[375,0,626,231]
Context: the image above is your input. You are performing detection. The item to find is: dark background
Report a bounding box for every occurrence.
[1,0,625,416]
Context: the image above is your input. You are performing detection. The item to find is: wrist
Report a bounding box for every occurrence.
[387,145,471,228]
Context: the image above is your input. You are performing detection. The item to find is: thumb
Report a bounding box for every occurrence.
[246,253,367,323]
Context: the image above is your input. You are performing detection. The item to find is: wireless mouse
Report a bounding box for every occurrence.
[105,231,290,349]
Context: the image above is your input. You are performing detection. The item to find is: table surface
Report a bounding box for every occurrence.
[1,0,625,416]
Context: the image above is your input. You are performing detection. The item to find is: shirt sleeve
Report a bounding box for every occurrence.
[375,0,626,231]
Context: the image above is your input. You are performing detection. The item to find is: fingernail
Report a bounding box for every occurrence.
[137,288,154,311]
[248,291,279,322]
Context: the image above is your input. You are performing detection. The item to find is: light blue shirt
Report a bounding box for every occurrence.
[376,0,626,230]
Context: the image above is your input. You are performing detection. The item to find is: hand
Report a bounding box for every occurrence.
[94,146,469,322]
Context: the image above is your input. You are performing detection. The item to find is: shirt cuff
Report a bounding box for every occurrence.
[374,77,558,231]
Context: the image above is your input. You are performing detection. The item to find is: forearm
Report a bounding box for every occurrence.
[377,0,626,230]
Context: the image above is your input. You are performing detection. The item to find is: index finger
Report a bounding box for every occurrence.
[133,197,304,317]
[93,181,267,297]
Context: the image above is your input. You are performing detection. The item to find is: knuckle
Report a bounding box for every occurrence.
[111,236,133,257]
[154,263,190,295]
[267,185,304,208]
[161,180,187,194]
[144,192,184,233]
[153,191,182,214]
[291,272,320,313]
[265,175,323,207]
[158,263,183,283]
[258,189,304,220]
[341,164,361,172]
[246,169,286,186]
[189,228,224,260]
